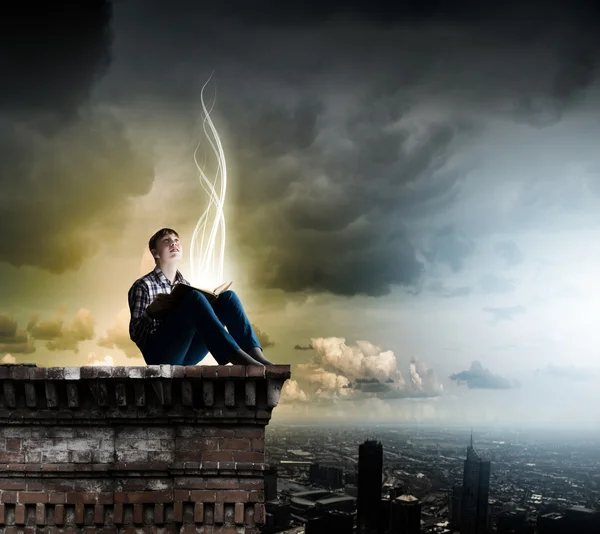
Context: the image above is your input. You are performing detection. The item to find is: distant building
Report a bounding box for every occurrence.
[264,465,277,502]
[357,439,383,534]
[390,494,421,534]
[460,433,490,534]
[264,500,292,532]
[496,510,531,534]
[290,489,356,523]
[538,506,600,534]
[309,462,344,489]
[449,485,462,528]
[305,510,354,534]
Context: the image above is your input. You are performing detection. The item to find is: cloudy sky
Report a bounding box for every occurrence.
[3,0,600,428]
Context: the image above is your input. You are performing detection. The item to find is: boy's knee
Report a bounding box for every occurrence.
[185,288,210,304]
[219,289,237,302]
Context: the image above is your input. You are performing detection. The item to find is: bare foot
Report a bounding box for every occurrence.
[248,347,274,365]
[228,349,264,366]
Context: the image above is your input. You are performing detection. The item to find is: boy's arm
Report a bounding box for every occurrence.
[128,282,153,342]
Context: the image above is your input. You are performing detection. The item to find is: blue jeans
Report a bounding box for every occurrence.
[141,289,262,366]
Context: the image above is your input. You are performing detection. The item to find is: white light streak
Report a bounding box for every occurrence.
[189,75,228,289]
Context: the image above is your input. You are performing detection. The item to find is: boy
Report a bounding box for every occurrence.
[128,227,273,366]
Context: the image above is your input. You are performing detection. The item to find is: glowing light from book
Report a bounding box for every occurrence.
[189,75,227,289]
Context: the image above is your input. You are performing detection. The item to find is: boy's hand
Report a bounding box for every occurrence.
[147,294,175,318]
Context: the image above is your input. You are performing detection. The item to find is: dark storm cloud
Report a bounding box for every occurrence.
[0,315,36,354]
[84,0,600,296]
[223,95,467,295]
[145,1,600,28]
[483,305,526,321]
[450,361,517,389]
[0,2,153,273]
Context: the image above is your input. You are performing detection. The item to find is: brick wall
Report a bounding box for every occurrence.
[0,363,290,534]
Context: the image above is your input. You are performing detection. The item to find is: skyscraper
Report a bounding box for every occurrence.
[357,439,383,534]
[460,432,491,534]
[391,495,422,534]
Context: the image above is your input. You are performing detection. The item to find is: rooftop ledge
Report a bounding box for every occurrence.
[0,363,291,421]
[0,364,291,532]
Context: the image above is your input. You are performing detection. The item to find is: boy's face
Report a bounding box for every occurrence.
[153,233,182,264]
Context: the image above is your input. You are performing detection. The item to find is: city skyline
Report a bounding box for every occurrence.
[3,1,600,426]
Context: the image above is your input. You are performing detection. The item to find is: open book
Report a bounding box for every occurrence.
[148,281,233,321]
[170,280,233,304]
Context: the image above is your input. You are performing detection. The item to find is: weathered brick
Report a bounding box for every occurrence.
[265,365,290,378]
[239,480,263,490]
[15,503,25,524]
[214,502,225,524]
[0,452,25,463]
[66,492,98,504]
[173,477,207,489]
[202,451,234,462]
[201,367,218,378]
[48,492,66,504]
[133,503,143,524]
[176,437,218,451]
[17,491,49,504]
[215,490,249,503]
[0,479,27,490]
[75,502,85,524]
[176,451,204,462]
[173,502,183,522]
[173,489,189,501]
[246,366,265,378]
[36,503,46,525]
[54,504,65,524]
[190,490,217,502]
[220,439,251,451]
[70,450,93,463]
[113,503,123,524]
[128,491,173,503]
[0,491,17,503]
[234,428,264,439]
[233,452,263,463]
[0,364,290,531]
[5,438,21,451]
[205,478,240,490]
[234,503,245,524]
[254,503,266,524]
[194,502,204,522]
[154,503,164,524]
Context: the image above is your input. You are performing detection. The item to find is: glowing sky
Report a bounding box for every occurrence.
[3,1,600,427]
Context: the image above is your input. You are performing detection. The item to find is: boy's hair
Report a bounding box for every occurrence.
[149,228,179,261]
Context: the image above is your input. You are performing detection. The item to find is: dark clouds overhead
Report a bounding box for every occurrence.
[0,2,153,273]
[5,0,600,299]
[0,315,35,354]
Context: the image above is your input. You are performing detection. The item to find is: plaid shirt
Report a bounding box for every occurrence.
[128,265,189,350]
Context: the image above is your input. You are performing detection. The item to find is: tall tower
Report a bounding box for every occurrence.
[357,439,383,534]
[460,433,491,534]
[391,495,422,534]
